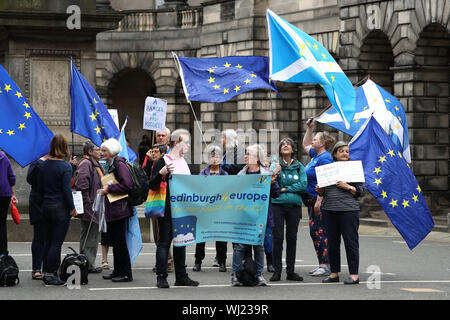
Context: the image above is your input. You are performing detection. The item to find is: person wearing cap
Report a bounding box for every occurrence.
[302,119,335,277]
[316,141,366,285]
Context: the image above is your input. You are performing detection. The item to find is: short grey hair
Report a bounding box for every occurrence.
[170,128,190,147]
[101,138,121,156]
[247,144,266,163]
[157,127,171,137]
[222,129,238,149]
[83,140,95,156]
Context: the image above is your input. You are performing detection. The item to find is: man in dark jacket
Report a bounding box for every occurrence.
[74,141,104,273]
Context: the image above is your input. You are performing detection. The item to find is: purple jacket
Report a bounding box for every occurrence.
[0,152,15,197]
[104,156,133,223]
[75,157,103,224]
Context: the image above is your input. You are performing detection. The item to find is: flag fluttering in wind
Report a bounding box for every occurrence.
[316,79,411,163]
[349,117,434,250]
[0,64,53,167]
[266,9,356,128]
[175,54,278,103]
[70,60,119,146]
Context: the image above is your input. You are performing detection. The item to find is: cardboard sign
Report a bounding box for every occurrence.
[143,96,167,131]
[101,173,128,203]
[315,161,365,188]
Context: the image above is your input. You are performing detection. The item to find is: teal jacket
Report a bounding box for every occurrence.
[272,159,307,207]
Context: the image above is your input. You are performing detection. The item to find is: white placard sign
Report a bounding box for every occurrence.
[143,97,167,131]
[315,161,365,188]
[108,109,120,130]
[72,191,84,214]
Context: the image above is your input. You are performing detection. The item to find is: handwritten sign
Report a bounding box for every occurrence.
[72,191,84,214]
[315,161,365,188]
[143,96,167,131]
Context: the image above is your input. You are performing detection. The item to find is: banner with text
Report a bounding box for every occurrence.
[143,96,167,131]
[169,174,271,247]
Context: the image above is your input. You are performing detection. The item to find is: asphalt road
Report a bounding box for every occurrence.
[0,223,449,303]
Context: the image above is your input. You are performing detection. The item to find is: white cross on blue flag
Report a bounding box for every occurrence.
[266,9,356,129]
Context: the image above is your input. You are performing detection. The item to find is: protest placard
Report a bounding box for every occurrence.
[143,96,167,131]
[315,160,365,187]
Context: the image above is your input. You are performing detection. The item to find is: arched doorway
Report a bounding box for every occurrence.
[109,68,156,153]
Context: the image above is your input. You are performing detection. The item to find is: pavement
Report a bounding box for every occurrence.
[0,221,449,304]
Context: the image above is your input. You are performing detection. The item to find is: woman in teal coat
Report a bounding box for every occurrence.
[270,138,307,282]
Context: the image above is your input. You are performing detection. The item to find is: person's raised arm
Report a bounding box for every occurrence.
[302,118,314,154]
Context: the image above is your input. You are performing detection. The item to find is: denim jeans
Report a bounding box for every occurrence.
[156,215,187,279]
[232,243,265,277]
[41,200,71,274]
[32,220,45,271]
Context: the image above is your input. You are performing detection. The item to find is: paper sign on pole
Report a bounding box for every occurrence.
[315,161,365,188]
[108,109,120,130]
[143,97,167,131]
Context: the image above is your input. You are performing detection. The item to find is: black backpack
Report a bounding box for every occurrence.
[58,247,89,285]
[0,252,20,287]
[236,257,258,287]
[116,158,150,206]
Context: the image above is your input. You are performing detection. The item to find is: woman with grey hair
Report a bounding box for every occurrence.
[221,129,245,175]
[100,138,134,283]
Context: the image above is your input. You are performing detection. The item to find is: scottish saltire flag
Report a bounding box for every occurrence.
[0,64,53,167]
[316,79,411,163]
[70,61,119,146]
[266,9,356,128]
[118,119,143,264]
[349,117,434,250]
[175,55,278,103]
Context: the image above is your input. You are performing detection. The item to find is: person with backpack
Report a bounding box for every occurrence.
[270,138,307,282]
[100,138,134,283]
[192,144,228,273]
[231,144,280,287]
[74,141,104,274]
[150,128,199,289]
[0,151,17,259]
[40,134,78,286]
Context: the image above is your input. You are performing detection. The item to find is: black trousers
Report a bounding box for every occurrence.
[194,241,227,265]
[272,204,302,275]
[322,209,360,275]
[0,197,10,255]
[108,218,132,278]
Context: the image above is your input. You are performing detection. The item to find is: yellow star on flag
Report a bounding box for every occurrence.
[24,112,32,119]
[363,106,368,110]
[300,43,306,50]
[224,62,231,67]
[373,167,382,174]
[244,79,251,85]
[313,44,318,50]
[93,97,99,104]
[381,190,387,199]
[89,112,98,121]
[412,194,419,203]
[330,75,335,82]
[389,199,398,208]
[378,156,386,163]
[18,123,26,131]
[395,106,399,111]
[0,129,2,134]
[6,130,14,136]
[23,102,30,108]
[250,73,257,78]
[234,85,241,93]
[213,84,220,89]
[208,68,215,74]
[322,53,326,59]
[374,178,382,186]
[402,199,410,208]
[385,99,390,103]
[397,151,402,158]
[235,64,242,68]
[416,185,422,193]
[94,126,101,134]
[208,77,215,84]
[223,88,229,94]
[299,50,304,57]
[398,116,402,121]
[387,149,395,157]
[15,91,23,98]
[354,119,360,123]
[307,42,311,47]
[4,84,11,92]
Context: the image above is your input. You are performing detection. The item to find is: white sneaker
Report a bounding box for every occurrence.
[257,276,267,286]
[212,257,219,267]
[231,273,243,286]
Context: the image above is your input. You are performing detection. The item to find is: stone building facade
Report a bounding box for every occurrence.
[0,0,448,218]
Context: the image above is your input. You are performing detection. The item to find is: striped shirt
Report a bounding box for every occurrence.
[321,183,365,212]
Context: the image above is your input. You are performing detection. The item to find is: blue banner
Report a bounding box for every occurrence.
[169,174,271,247]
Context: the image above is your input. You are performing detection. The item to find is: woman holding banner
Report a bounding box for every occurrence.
[231,144,280,286]
[302,119,335,277]
[316,141,365,285]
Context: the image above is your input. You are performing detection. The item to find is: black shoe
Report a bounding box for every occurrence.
[152,266,156,273]
[102,273,118,280]
[111,275,132,283]
[219,263,227,272]
[344,277,359,285]
[267,264,275,273]
[193,263,201,272]
[43,276,65,286]
[287,272,303,281]
[157,275,169,288]
[322,276,340,283]
[269,273,281,281]
[88,267,103,274]
[174,275,199,287]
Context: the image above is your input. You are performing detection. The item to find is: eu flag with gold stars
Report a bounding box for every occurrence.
[349,117,434,250]
[0,64,54,167]
[70,61,119,146]
[176,55,278,103]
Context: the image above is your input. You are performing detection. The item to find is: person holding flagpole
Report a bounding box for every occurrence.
[302,119,335,277]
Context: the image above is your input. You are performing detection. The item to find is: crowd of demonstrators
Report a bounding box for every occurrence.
[193,145,228,273]
[74,141,103,274]
[0,120,369,288]
[231,144,280,287]
[302,119,335,277]
[317,142,365,285]
[149,128,199,288]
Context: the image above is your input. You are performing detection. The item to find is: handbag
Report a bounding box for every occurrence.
[144,179,167,218]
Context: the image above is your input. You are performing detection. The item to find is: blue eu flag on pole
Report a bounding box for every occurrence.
[0,64,54,167]
[349,117,434,250]
[70,60,119,146]
[267,9,356,129]
[316,79,411,163]
[175,54,278,103]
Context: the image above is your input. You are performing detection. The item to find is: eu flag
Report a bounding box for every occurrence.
[70,61,119,146]
[0,64,54,167]
[349,117,434,250]
[176,55,278,103]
